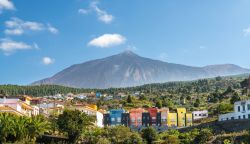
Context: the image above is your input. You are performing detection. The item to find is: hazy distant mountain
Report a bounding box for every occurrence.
[33,51,250,88]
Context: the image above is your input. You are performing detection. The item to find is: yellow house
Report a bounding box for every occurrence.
[177,108,186,127]
[167,113,177,127]
[185,113,193,127]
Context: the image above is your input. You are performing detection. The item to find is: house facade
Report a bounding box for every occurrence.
[219,99,250,121]
[192,110,208,120]
[129,108,144,127]
[0,97,39,117]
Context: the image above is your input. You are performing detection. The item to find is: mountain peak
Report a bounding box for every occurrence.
[119,50,138,56]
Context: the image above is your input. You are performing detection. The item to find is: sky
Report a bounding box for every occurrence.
[1,0,250,85]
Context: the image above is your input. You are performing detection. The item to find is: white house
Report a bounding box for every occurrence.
[192,110,208,120]
[69,104,104,127]
[219,99,250,121]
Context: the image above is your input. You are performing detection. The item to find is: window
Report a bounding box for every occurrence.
[111,118,115,122]
[131,118,135,122]
[117,117,121,122]
[248,114,250,119]
[231,117,234,120]
[243,115,246,119]
[248,104,250,110]
[243,105,246,111]
[238,116,241,119]
[238,106,241,112]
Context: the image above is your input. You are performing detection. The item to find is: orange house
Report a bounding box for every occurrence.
[129,108,144,127]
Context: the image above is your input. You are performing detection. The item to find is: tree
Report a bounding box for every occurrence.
[27,115,50,142]
[141,127,158,144]
[230,92,241,104]
[216,103,233,114]
[156,100,162,108]
[124,132,143,144]
[194,128,213,144]
[127,95,132,103]
[194,99,200,107]
[57,110,95,143]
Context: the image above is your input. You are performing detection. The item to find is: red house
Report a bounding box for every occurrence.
[147,107,158,126]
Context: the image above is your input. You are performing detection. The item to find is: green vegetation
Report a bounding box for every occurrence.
[0,113,49,143]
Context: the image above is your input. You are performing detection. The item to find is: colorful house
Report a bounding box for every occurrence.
[192,110,208,120]
[129,108,144,127]
[185,113,193,126]
[109,109,126,126]
[0,97,39,117]
[167,113,177,127]
[177,108,186,127]
[159,108,169,126]
[121,113,130,126]
[148,107,158,126]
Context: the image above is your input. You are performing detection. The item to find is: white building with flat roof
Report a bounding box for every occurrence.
[219,99,250,121]
[192,110,208,120]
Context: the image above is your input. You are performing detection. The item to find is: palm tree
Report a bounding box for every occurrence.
[27,115,50,142]
[0,113,16,142]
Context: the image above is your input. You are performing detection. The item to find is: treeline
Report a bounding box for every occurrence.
[0,85,91,97]
[0,75,247,97]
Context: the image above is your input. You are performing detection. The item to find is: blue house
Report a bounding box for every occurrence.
[109,109,126,126]
[96,92,101,98]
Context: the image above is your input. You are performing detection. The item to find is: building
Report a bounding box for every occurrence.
[219,99,250,121]
[69,104,103,127]
[185,113,193,126]
[121,113,130,127]
[147,107,158,126]
[177,108,186,127]
[176,108,193,127]
[167,113,177,127]
[142,112,150,127]
[192,110,208,120]
[0,96,39,116]
[129,108,144,127]
[103,113,111,126]
[38,102,64,116]
[159,108,169,126]
[108,109,126,126]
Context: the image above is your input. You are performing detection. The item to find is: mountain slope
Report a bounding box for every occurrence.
[33,51,250,88]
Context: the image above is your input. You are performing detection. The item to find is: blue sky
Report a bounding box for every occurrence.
[0,0,250,85]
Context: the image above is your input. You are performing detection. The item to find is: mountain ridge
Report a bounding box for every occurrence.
[33,51,250,88]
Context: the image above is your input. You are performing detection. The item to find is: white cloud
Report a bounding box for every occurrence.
[4,17,59,35]
[125,45,137,51]
[4,28,23,35]
[42,57,54,65]
[78,8,89,14]
[0,38,32,55]
[47,24,58,34]
[91,2,114,24]
[0,0,15,12]
[88,34,126,48]
[33,43,40,50]
[79,1,114,24]
[243,27,250,36]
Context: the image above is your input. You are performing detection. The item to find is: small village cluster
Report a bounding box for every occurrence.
[0,94,209,130]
